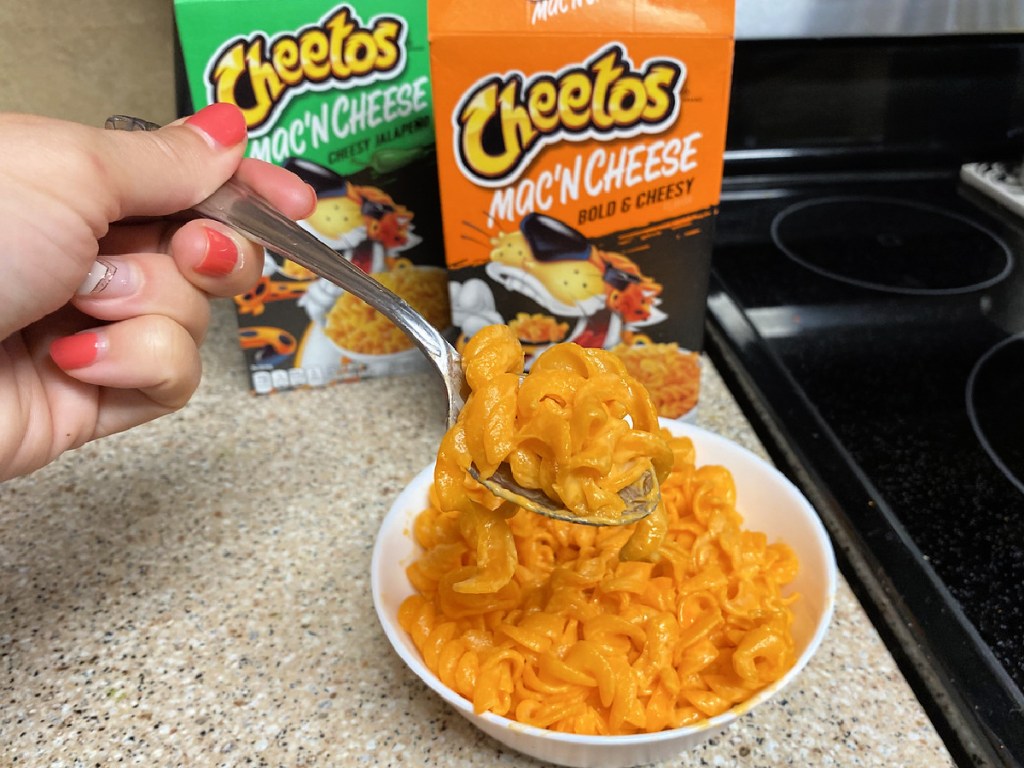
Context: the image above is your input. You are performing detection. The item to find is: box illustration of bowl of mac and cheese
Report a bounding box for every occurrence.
[428,0,734,418]
[175,0,451,394]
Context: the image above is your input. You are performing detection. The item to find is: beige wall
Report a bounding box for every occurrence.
[0,0,178,128]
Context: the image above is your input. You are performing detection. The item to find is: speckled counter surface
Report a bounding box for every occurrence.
[0,301,954,768]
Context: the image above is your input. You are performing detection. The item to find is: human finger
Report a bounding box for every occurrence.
[234,158,318,219]
[97,218,266,301]
[84,103,249,221]
[169,220,267,297]
[96,158,316,256]
[71,252,214,344]
[49,314,202,413]
[97,162,315,289]
[93,110,317,222]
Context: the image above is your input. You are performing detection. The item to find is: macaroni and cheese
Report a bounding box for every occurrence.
[325,261,450,355]
[398,326,799,734]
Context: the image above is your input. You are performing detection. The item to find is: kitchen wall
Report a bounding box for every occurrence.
[0,0,177,127]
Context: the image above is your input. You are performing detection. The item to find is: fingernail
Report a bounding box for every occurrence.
[196,227,240,277]
[304,184,319,217]
[185,103,247,148]
[50,331,107,370]
[76,257,137,298]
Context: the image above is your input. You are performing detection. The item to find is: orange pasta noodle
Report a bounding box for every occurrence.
[507,312,569,344]
[433,324,675,594]
[325,260,450,355]
[399,329,800,735]
[611,338,702,419]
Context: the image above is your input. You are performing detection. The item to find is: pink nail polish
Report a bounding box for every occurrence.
[185,103,247,147]
[76,257,137,298]
[196,228,239,277]
[76,258,117,295]
[50,332,106,370]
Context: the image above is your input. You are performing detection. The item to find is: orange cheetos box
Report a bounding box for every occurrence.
[428,0,734,419]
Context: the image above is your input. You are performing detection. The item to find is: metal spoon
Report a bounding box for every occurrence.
[105,115,658,526]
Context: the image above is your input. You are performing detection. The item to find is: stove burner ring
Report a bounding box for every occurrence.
[966,333,1024,496]
[771,196,1013,295]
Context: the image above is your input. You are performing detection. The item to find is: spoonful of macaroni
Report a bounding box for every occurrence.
[453,324,672,526]
[106,115,665,526]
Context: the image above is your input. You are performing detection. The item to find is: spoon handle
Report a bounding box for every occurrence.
[105,115,465,424]
[200,177,451,361]
[199,178,465,422]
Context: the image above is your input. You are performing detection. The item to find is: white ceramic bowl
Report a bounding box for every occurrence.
[371,421,837,768]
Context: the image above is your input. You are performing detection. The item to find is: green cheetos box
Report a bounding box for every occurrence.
[175,0,450,394]
[429,0,734,419]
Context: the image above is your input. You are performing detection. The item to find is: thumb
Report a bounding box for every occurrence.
[99,103,249,219]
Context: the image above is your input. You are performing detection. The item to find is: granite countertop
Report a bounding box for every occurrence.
[0,301,955,767]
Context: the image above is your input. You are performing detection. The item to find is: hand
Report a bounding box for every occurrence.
[0,104,316,481]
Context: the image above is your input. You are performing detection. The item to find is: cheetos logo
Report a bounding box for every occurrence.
[206,4,406,133]
[455,43,685,187]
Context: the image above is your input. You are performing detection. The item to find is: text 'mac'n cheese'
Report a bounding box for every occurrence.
[176,0,450,394]
[429,0,735,419]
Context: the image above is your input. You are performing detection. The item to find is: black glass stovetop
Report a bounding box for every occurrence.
[705,171,1024,768]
